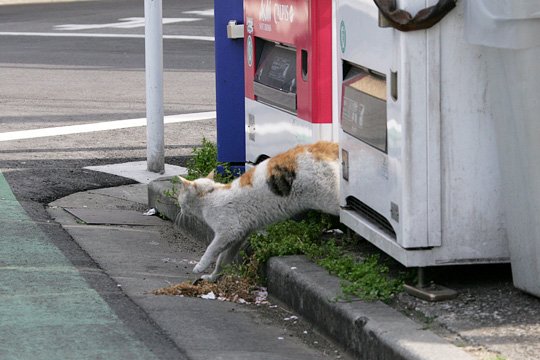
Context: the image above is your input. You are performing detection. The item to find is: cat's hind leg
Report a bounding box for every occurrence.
[193,233,238,274]
[200,239,244,282]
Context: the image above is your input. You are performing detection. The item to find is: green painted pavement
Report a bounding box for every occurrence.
[0,172,159,360]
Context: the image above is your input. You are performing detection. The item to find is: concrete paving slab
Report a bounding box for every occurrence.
[89,183,148,205]
[46,206,83,226]
[65,208,166,226]
[133,295,328,360]
[49,190,146,211]
[84,161,187,184]
[59,224,204,297]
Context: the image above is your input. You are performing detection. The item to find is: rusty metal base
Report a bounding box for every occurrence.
[404,283,458,302]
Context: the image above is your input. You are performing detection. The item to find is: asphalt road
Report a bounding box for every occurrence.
[0,1,217,357]
[0,0,217,203]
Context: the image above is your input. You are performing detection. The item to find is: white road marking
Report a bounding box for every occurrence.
[0,31,214,41]
[54,17,201,31]
[183,9,214,17]
[0,111,216,142]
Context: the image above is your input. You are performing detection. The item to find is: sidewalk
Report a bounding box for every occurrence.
[46,182,350,360]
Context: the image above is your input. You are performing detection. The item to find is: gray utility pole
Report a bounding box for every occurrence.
[144,0,165,173]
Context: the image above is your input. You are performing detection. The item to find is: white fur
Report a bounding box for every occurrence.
[177,150,340,281]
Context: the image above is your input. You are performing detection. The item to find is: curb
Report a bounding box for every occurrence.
[148,179,180,221]
[148,180,475,360]
[267,256,474,360]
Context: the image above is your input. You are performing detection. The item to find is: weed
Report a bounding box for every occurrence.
[237,212,404,302]
[164,139,234,199]
[185,138,234,183]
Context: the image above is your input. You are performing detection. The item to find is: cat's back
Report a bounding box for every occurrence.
[264,141,339,197]
[230,141,338,196]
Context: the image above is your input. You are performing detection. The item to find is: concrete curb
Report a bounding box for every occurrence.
[148,179,180,222]
[148,180,475,360]
[267,256,474,360]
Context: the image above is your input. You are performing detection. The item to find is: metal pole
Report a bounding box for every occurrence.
[144,0,165,173]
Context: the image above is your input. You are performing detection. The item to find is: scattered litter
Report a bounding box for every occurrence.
[284,315,298,321]
[269,305,278,309]
[201,291,216,300]
[277,337,284,340]
[325,228,344,235]
[303,331,308,334]
[149,241,159,246]
[117,284,122,287]
[290,267,297,270]
[162,258,183,264]
[143,208,157,216]
[254,287,268,305]
[314,341,319,344]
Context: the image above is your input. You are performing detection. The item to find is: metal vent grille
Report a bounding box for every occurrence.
[346,196,396,239]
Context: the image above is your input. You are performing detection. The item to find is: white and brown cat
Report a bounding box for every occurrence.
[176,141,340,281]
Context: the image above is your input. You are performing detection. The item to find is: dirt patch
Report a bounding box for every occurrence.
[153,275,268,304]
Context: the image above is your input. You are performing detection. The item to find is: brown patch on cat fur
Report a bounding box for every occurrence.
[266,141,338,197]
[239,167,256,188]
[308,141,339,162]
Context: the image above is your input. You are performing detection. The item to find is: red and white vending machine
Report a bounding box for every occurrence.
[243,0,333,164]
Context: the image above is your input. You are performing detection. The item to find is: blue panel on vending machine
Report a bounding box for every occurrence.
[214,0,245,165]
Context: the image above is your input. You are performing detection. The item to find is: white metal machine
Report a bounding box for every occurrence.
[337,0,509,267]
[465,0,540,297]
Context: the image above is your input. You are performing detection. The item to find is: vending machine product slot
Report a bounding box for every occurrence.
[341,64,387,153]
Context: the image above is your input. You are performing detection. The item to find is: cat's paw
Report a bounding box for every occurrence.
[201,274,220,283]
[192,262,208,274]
